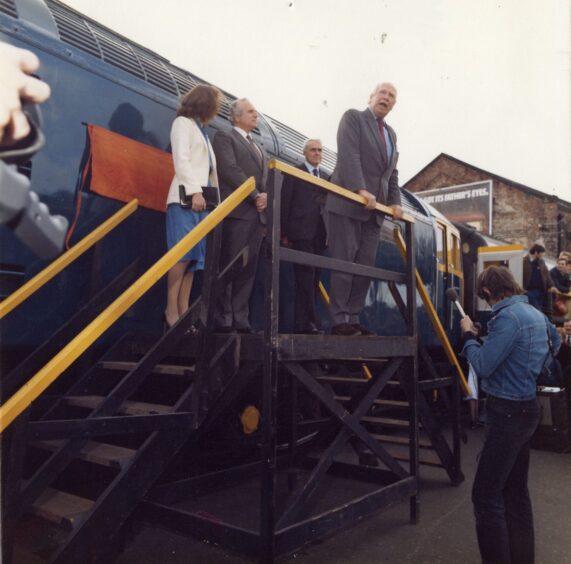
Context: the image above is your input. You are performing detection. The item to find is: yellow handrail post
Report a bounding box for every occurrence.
[0,199,139,319]
[0,179,256,433]
[393,228,471,396]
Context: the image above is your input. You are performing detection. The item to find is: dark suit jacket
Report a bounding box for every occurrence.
[281,163,330,241]
[523,256,553,291]
[325,108,401,225]
[212,128,268,221]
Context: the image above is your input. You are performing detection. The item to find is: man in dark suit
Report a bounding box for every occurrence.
[281,139,330,334]
[212,98,268,332]
[522,243,554,313]
[325,83,403,336]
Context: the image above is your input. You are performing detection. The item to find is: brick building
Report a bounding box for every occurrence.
[404,153,571,257]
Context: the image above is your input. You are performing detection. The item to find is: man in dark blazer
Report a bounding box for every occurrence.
[522,243,554,314]
[212,98,268,332]
[325,83,403,336]
[281,139,330,334]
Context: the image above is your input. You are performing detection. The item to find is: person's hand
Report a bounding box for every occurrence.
[0,42,51,146]
[358,189,376,210]
[191,192,206,212]
[391,204,404,220]
[255,192,267,212]
[460,315,477,335]
[281,235,291,247]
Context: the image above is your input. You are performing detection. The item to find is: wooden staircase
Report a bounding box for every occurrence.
[307,353,464,485]
[2,314,209,564]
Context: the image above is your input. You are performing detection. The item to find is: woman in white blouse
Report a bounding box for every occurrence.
[165,85,221,328]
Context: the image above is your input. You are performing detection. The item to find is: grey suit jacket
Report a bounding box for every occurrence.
[326,108,401,225]
[212,128,268,221]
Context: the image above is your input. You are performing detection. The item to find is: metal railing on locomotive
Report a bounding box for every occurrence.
[0,179,256,432]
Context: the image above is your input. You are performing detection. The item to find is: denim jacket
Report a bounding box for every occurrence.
[462,295,561,401]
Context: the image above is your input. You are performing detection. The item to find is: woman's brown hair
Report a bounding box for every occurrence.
[476,266,524,301]
[177,85,221,124]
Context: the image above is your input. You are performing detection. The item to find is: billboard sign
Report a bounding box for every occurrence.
[417,180,493,235]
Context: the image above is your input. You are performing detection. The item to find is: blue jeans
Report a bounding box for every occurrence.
[472,395,540,564]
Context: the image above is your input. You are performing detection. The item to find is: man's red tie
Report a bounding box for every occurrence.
[377,118,388,162]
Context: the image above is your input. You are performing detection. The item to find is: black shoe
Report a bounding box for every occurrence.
[352,324,376,336]
[235,326,253,334]
[331,323,362,336]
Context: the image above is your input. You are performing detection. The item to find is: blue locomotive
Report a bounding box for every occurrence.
[0,0,464,361]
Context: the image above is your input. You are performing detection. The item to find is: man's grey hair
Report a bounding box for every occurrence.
[369,82,397,103]
[303,138,322,152]
[229,98,250,124]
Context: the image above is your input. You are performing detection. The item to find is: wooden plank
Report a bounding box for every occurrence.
[361,416,411,429]
[98,361,194,377]
[335,396,409,408]
[371,433,433,449]
[278,335,417,361]
[62,395,171,415]
[31,488,93,531]
[34,440,135,469]
[316,376,368,385]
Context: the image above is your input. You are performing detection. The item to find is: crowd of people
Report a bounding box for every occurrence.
[522,244,571,385]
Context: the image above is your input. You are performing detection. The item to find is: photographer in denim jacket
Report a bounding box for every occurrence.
[460,266,560,564]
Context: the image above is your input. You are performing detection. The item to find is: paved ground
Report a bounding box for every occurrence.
[116,428,571,564]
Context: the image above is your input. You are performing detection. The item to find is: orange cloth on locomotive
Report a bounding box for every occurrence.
[88,124,172,212]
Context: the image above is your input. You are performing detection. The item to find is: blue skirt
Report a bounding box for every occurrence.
[166,204,208,271]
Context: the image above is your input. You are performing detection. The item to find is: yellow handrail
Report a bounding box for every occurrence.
[0,199,139,319]
[0,179,256,432]
[393,229,471,396]
[269,159,415,224]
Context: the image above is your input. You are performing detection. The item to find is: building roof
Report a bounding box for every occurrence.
[404,153,571,208]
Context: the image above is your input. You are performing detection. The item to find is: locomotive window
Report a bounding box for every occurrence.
[483,259,509,269]
[436,224,445,264]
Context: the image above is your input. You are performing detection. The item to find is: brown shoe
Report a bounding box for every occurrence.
[352,324,376,336]
[331,323,362,336]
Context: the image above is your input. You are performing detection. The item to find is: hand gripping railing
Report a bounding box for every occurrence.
[269,160,415,224]
[0,178,256,432]
[0,199,138,319]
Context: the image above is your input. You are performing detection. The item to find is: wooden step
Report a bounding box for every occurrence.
[362,448,443,468]
[385,450,443,468]
[99,360,195,377]
[31,488,94,531]
[316,376,369,385]
[371,433,433,449]
[34,440,136,470]
[335,396,409,408]
[62,395,171,415]
[361,416,411,429]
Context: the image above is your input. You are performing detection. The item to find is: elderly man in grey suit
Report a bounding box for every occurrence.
[326,83,403,336]
[212,98,268,333]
